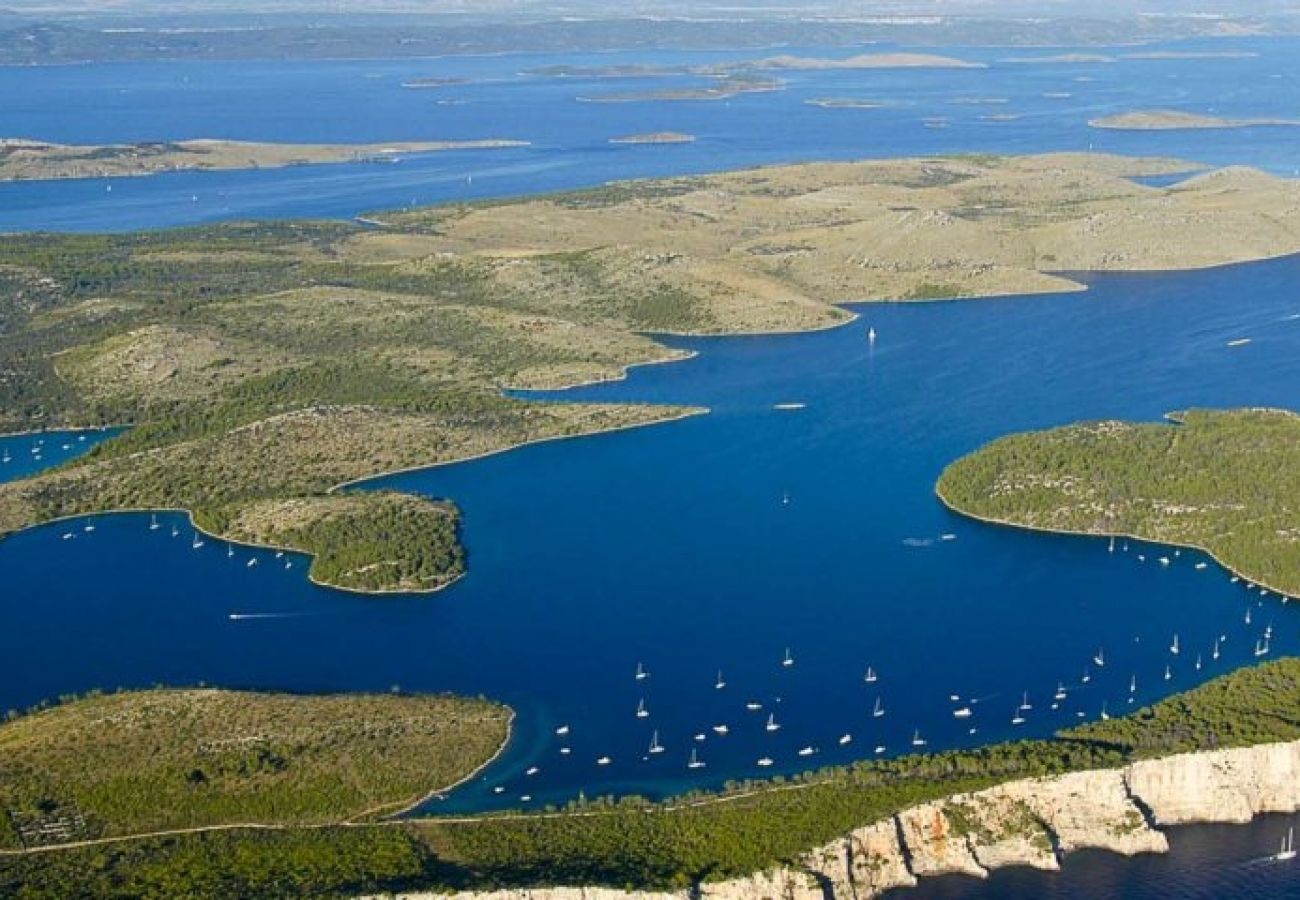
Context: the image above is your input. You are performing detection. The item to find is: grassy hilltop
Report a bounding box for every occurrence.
[5,154,1300,591]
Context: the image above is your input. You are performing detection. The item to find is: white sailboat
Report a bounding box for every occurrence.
[715,670,726,690]
[1018,691,1032,712]
[745,701,763,711]
[1054,683,1068,702]
[952,707,972,719]
[1108,537,1115,553]
[872,697,885,718]
[911,730,926,748]
[712,724,729,735]
[1100,701,1110,721]
[757,757,774,767]
[192,533,204,549]
[782,648,794,668]
[867,327,877,343]
[1164,665,1172,682]
[765,713,780,733]
[1213,638,1221,660]
[1170,633,1180,655]
[555,725,570,736]
[1130,675,1137,695]
[839,734,852,746]
[635,662,649,681]
[1255,637,1271,658]
[149,514,160,531]
[1277,826,1296,861]
[648,730,664,755]
[1011,707,1025,726]
[864,666,878,683]
[688,748,705,770]
[636,698,649,719]
[1094,648,1106,668]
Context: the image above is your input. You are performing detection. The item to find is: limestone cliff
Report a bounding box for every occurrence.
[375,739,1300,900]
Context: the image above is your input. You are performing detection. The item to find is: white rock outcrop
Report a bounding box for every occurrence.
[372,739,1300,900]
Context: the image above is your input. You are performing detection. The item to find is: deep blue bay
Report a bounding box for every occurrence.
[2,34,1300,897]
[3,256,1298,819]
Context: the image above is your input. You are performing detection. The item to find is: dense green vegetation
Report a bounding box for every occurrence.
[1069,656,1300,757]
[0,827,442,900]
[937,408,1300,596]
[0,689,509,849]
[0,217,691,590]
[5,660,1300,897]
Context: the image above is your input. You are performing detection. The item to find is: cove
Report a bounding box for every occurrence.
[1,254,1298,815]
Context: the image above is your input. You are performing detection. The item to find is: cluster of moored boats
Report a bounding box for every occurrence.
[488,539,1292,805]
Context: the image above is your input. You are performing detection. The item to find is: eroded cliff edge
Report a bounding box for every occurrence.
[382,739,1300,900]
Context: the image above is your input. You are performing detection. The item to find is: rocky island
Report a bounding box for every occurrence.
[0,138,528,182]
[1090,110,1300,130]
[3,153,1300,593]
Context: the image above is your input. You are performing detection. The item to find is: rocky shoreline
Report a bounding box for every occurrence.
[377,739,1300,900]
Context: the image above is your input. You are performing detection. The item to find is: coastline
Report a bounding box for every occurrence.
[372,738,1300,900]
[933,482,1299,602]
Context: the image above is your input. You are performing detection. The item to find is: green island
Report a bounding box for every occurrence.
[937,408,1300,597]
[0,688,510,849]
[3,659,1298,899]
[4,154,1300,593]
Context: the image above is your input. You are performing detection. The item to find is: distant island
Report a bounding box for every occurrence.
[805,98,891,109]
[400,77,470,89]
[4,153,1300,592]
[609,132,696,145]
[578,74,783,103]
[1000,52,1115,64]
[729,52,984,71]
[5,660,1300,898]
[937,408,1300,598]
[0,138,529,181]
[1090,110,1300,130]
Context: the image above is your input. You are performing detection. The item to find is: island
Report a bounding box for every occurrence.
[0,138,529,182]
[609,132,696,145]
[0,688,510,848]
[400,77,470,89]
[4,660,1300,898]
[1090,110,1300,130]
[578,74,783,103]
[724,52,984,71]
[804,98,891,110]
[3,153,1300,593]
[936,408,1300,597]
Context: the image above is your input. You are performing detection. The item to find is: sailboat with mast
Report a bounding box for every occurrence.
[1278,826,1297,861]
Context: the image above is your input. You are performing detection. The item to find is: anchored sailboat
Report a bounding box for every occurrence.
[1278,826,1297,861]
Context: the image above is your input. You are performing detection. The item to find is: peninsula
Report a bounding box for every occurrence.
[0,138,528,182]
[4,659,1300,898]
[936,408,1300,597]
[1090,110,1300,130]
[4,154,1300,592]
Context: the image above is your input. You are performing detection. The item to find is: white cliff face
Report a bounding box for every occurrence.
[372,739,1300,900]
[1128,741,1300,825]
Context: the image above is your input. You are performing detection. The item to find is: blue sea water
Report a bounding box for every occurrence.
[2,34,1300,898]
[0,36,1298,232]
